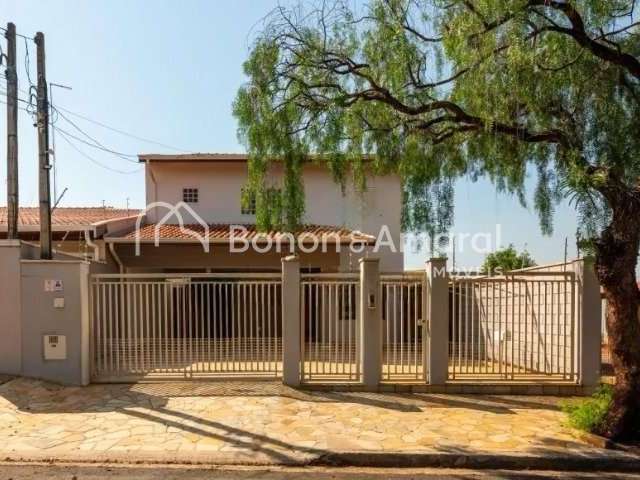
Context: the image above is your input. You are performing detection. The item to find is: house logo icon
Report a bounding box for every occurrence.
[134,201,210,256]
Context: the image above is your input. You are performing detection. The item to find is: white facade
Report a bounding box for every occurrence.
[142,157,404,271]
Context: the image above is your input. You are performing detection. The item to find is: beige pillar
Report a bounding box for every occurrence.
[282,255,301,386]
[427,258,449,385]
[574,258,601,387]
[79,262,91,386]
[360,257,381,389]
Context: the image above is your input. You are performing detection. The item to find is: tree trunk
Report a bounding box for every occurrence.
[594,197,640,440]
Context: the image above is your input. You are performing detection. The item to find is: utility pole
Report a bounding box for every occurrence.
[5,22,18,240]
[35,31,52,259]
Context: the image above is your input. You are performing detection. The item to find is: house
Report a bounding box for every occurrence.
[113,153,403,272]
[2,154,404,273]
[0,154,602,389]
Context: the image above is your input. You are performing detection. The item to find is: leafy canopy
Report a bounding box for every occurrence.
[234,0,640,239]
[480,244,536,275]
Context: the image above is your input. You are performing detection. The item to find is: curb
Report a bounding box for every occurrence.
[3,450,640,473]
[314,451,640,472]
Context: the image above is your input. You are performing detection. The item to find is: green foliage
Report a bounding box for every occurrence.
[561,385,614,433]
[234,0,640,237]
[480,244,535,275]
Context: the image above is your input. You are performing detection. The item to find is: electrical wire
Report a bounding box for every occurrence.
[55,127,143,175]
[50,103,189,152]
[52,107,139,161]
[0,24,34,41]
[0,98,143,175]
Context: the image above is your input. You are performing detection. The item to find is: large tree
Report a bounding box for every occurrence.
[234,0,640,439]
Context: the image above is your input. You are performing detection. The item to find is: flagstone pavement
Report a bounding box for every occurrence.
[0,378,612,465]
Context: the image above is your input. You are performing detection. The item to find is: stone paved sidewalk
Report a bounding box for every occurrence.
[0,378,631,466]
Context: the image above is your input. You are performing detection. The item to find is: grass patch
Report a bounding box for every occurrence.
[561,385,613,433]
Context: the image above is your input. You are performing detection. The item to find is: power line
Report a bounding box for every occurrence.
[55,128,143,175]
[0,98,143,175]
[0,24,34,41]
[2,78,189,153]
[50,102,190,152]
[52,107,139,161]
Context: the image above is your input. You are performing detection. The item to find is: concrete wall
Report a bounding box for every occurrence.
[20,260,91,385]
[144,161,403,271]
[0,240,22,375]
[452,259,601,382]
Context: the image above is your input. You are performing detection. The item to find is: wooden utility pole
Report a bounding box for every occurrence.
[35,31,52,259]
[5,22,18,240]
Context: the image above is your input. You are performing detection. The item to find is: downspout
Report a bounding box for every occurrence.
[108,242,125,274]
[84,229,100,261]
[147,159,158,217]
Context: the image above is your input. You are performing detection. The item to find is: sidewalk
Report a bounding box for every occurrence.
[0,378,637,471]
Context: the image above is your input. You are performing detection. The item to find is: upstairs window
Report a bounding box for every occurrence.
[183,188,199,203]
[241,188,256,215]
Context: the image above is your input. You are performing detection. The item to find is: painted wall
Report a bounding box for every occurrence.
[144,161,403,271]
[20,260,91,386]
[113,243,342,272]
[0,241,22,375]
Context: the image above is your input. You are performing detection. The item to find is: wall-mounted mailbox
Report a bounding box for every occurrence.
[43,335,67,360]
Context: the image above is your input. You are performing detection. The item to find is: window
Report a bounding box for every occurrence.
[183,188,199,203]
[241,188,256,215]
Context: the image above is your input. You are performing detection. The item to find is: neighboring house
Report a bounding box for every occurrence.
[0,207,139,258]
[1,154,404,273]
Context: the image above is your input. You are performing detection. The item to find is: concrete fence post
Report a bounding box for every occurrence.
[574,258,601,389]
[0,240,22,376]
[79,262,91,386]
[427,257,449,385]
[360,257,381,389]
[282,255,301,387]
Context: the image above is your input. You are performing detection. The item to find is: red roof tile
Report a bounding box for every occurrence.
[114,223,375,244]
[0,207,139,229]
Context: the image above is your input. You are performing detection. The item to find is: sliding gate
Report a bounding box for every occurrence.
[90,273,283,381]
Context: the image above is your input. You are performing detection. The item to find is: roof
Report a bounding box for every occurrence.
[138,153,375,164]
[0,207,140,232]
[108,223,375,244]
[138,153,249,163]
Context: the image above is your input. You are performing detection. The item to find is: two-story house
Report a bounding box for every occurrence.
[0,154,404,273]
[103,153,404,273]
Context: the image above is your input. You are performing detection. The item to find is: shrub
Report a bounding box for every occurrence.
[561,385,613,433]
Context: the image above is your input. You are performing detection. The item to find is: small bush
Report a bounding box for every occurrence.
[561,385,613,433]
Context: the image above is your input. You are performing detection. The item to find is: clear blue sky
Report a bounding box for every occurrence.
[0,0,579,270]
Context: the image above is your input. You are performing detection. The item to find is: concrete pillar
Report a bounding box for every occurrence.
[0,240,22,375]
[360,257,381,389]
[574,258,601,387]
[427,258,449,385]
[79,262,91,386]
[282,255,301,387]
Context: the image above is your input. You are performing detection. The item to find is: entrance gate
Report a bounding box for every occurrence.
[90,273,283,381]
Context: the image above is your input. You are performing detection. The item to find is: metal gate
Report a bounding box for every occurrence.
[301,273,361,383]
[449,271,578,381]
[90,273,282,381]
[381,273,428,382]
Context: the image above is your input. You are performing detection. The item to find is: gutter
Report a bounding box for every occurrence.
[146,159,158,211]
